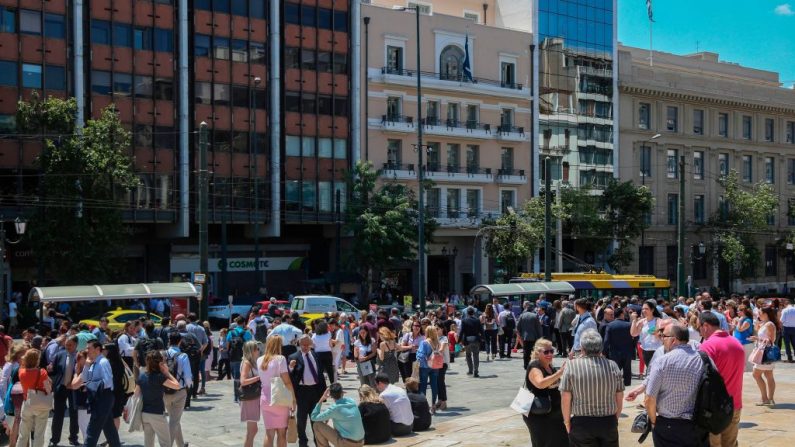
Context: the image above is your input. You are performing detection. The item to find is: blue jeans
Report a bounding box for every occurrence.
[419,367,439,404]
[231,360,241,402]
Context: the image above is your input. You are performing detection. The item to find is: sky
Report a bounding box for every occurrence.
[617,0,795,88]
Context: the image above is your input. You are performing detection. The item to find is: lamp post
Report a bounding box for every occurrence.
[786,243,793,295]
[0,217,26,316]
[690,241,706,296]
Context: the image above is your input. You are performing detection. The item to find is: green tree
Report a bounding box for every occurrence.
[708,170,777,279]
[343,161,437,293]
[18,93,139,284]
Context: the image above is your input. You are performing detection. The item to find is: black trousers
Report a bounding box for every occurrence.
[568,415,618,447]
[51,387,79,445]
[609,354,633,386]
[85,388,121,447]
[554,328,564,354]
[216,357,231,380]
[398,353,416,381]
[652,416,708,447]
[295,384,324,447]
[315,351,336,385]
[499,329,514,358]
[437,364,448,401]
[187,356,200,406]
[522,339,537,370]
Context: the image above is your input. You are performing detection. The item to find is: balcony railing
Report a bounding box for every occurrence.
[381,67,523,90]
[497,124,525,135]
[381,162,415,172]
[422,117,492,133]
[380,163,493,176]
[497,168,525,176]
[381,114,414,125]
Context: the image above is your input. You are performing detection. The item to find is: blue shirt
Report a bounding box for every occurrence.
[710,310,729,332]
[311,397,365,442]
[572,313,597,352]
[226,326,252,343]
[416,339,433,368]
[186,323,208,347]
[166,346,193,389]
[82,354,114,391]
[733,317,753,345]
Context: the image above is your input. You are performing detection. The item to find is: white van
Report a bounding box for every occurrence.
[290,295,359,315]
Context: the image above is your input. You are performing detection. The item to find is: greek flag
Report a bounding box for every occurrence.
[646,0,654,22]
[463,34,473,82]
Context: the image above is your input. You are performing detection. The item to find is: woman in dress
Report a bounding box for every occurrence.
[2,342,27,447]
[135,350,181,447]
[377,327,400,384]
[480,304,498,360]
[328,319,345,378]
[416,326,442,412]
[340,314,353,375]
[311,320,335,384]
[257,335,296,447]
[630,299,663,377]
[239,341,261,447]
[397,320,424,382]
[353,327,377,386]
[523,338,568,447]
[751,306,779,405]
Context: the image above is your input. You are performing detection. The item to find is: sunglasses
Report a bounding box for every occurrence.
[413,324,421,328]
[542,349,555,355]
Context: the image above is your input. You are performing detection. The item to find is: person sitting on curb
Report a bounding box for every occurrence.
[374,373,414,436]
[404,377,432,432]
[310,382,365,447]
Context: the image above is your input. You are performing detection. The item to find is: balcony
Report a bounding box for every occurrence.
[379,162,417,180]
[496,124,527,142]
[380,114,415,134]
[375,67,529,99]
[496,168,527,184]
[433,208,502,228]
[420,117,493,140]
[379,163,495,184]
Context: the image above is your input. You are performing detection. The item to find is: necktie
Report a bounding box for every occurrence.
[64,353,74,387]
[305,354,319,384]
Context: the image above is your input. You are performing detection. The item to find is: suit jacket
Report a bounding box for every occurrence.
[516,311,542,341]
[558,307,576,333]
[50,349,76,392]
[602,319,634,358]
[458,316,483,342]
[287,350,327,392]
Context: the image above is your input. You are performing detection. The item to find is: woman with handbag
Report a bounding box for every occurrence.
[435,326,450,411]
[353,327,377,386]
[377,327,400,384]
[257,335,296,447]
[480,304,499,361]
[135,350,182,447]
[239,341,261,447]
[104,343,132,430]
[523,338,567,447]
[416,326,442,413]
[397,321,424,382]
[17,348,52,447]
[750,307,779,406]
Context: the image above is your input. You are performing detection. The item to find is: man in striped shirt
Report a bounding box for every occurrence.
[560,328,624,447]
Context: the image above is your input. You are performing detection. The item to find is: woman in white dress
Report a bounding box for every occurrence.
[750,306,778,406]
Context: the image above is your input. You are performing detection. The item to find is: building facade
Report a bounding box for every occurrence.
[618,46,795,293]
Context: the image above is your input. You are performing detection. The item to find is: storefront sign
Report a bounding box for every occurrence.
[170,257,304,273]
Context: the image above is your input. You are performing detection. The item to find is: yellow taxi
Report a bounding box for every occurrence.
[299,313,327,329]
[80,309,162,332]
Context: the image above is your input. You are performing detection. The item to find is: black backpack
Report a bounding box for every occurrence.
[180,333,201,362]
[503,312,516,331]
[693,352,734,434]
[136,336,164,367]
[254,319,269,344]
[228,329,245,362]
[163,350,186,395]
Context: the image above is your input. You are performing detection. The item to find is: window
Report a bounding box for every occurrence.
[135,27,153,50]
[284,3,300,24]
[426,142,440,171]
[317,95,332,115]
[21,63,41,88]
[693,109,704,135]
[112,73,132,96]
[466,189,480,217]
[333,139,346,159]
[213,36,230,60]
[301,137,315,157]
[719,196,729,219]
[213,84,230,106]
[194,82,211,104]
[44,65,65,90]
[765,157,775,183]
[154,28,173,52]
[0,61,17,86]
[640,144,651,177]
[250,43,265,64]
[154,78,173,100]
[301,48,315,70]
[44,13,65,39]
[231,0,247,16]
[501,62,515,88]
[113,23,132,47]
[231,85,248,107]
[91,20,111,45]
[639,246,655,275]
[386,97,401,120]
[666,149,678,179]
[638,103,650,129]
[447,189,461,218]
[426,101,439,125]
[407,2,432,15]
[666,106,678,132]
[693,151,704,180]
[316,51,330,72]
[332,53,347,74]
[789,199,795,226]
[194,0,210,8]
[719,153,729,176]
[765,118,774,142]
[789,159,795,185]
[501,190,515,214]
[446,143,460,171]
[212,0,230,13]
[718,113,728,137]
[333,11,348,32]
[742,155,752,182]
[694,195,705,224]
[0,115,13,134]
[466,145,479,172]
[301,182,316,212]
[334,98,348,117]
[765,246,777,277]
[466,104,478,128]
[501,108,514,129]
[318,8,332,29]
[285,47,300,69]
[0,7,15,33]
[742,115,752,139]
[135,75,153,98]
[439,45,464,81]
[386,45,403,73]
[317,138,332,158]
[426,188,441,218]
[500,147,514,173]
[387,139,402,168]
[301,92,315,113]
[91,70,111,95]
[20,10,41,35]
[285,136,301,156]
[231,39,247,62]
[667,194,678,225]
[446,102,459,126]
[786,121,795,144]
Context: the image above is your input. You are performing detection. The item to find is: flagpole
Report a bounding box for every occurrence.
[649,18,653,67]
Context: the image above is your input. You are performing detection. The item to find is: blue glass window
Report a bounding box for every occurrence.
[213,36,230,60]
[0,7,15,33]
[91,20,111,45]
[231,0,247,16]
[113,22,132,47]
[318,8,332,29]
[301,6,315,27]
[195,0,211,10]
[22,63,41,88]
[195,34,210,57]
[44,65,65,90]
[212,0,230,13]
[91,70,111,95]
[333,11,348,32]
[44,13,65,39]
[0,60,17,86]
[154,28,173,52]
[250,0,265,19]
[113,72,132,96]
[134,27,153,50]
[285,3,300,24]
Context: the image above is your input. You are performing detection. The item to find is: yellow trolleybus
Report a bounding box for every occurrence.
[512,272,671,301]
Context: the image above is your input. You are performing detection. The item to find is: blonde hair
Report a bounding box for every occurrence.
[378,326,396,342]
[425,326,439,350]
[6,342,28,363]
[358,384,383,404]
[259,336,284,370]
[530,338,554,362]
[242,340,259,365]
[22,349,41,369]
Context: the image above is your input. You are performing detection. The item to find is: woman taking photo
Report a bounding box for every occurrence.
[480,304,498,361]
[135,350,181,447]
[377,327,400,384]
[16,348,51,447]
[751,307,779,405]
[630,299,663,377]
[239,341,261,447]
[311,320,336,384]
[257,336,296,447]
[416,326,442,413]
[354,327,377,386]
[397,320,424,382]
[523,339,567,447]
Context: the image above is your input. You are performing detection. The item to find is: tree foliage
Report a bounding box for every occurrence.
[18,93,139,284]
[343,161,437,292]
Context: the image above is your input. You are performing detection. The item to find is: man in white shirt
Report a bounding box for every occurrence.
[781,298,795,363]
[268,318,303,357]
[375,373,414,436]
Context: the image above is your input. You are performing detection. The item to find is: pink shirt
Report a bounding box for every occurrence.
[700,331,744,409]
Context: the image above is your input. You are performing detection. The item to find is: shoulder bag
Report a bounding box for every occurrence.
[26,368,54,412]
[238,360,262,401]
[509,386,551,417]
[269,357,293,407]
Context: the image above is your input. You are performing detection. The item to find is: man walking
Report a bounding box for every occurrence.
[699,311,744,447]
[458,307,483,377]
[497,304,515,359]
[176,320,201,408]
[289,335,327,447]
[558,300,576,355]
[516,303,542,369]
[781,298,795,363]
[602,307,634,386]
[645,324,707,447]
[163,332,193,447]
[185,313,208,399]
[570,299,597,358]
[50,335,79,447]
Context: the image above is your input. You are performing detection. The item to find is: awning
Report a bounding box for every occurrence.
[470,281,575,297]
[28,282,199,303]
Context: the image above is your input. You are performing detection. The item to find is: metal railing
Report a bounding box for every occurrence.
[379,163,492,176]
[497,124,525,135]
[381,67,523,90]
[381,114,414,125]
[497,168,525,176]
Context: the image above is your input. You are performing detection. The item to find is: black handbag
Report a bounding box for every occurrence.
[238,361,261,401]
[631,411,652,443]
[528,394,552,415]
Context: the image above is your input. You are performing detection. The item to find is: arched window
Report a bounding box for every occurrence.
[439,45,465,81]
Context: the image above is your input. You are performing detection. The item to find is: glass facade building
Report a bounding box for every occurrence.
[536,0,616,190]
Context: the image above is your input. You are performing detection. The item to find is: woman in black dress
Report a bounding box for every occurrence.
[523,338,568,447]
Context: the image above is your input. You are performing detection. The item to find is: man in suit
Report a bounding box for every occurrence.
[516,302,543,370]
[458,307,483,377]
[598,307,615,339]
[49,335,79,447]
[288,335,327,447]
[602,307,634,386]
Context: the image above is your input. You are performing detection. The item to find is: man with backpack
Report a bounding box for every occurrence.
[153,317,173,347]
[247,313,270,345]
[163,332,192,447]
[497,304,515,359]
[645,324,709,447]
[226,316,252,403]
[176,320,202,408]
[135,321,165,374]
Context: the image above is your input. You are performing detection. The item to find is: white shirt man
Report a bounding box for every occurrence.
[375,375,414,436]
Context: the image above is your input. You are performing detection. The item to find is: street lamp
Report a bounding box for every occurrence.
[0,217,26,316]
[786,243,793,295]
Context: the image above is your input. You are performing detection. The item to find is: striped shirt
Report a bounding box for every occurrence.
[559,356,624,417]
[645,344,704,420]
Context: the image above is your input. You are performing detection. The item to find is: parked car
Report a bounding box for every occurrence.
[252,300,290,316]
[290,295,359,315]
[81,309,162,331]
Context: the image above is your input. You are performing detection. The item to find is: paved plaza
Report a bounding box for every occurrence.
[30,352,795,446]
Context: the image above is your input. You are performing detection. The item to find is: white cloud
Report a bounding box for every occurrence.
[774,3,795,15]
